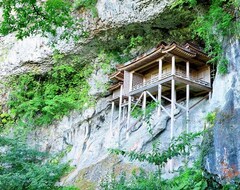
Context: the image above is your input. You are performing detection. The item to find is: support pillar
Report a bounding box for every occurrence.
[158,59,163,116]
[172,56,176,75]
[209,91,212,102]
[170,79,176,139]
[186,61,190,133]
[110,101,115,136]
[126,96,132,139]
[142,91,147,117]
[118,85,123,131]
[186,84,190,133]
[186,61,190,78]
[170,56,176,139]
[170,78,176,171]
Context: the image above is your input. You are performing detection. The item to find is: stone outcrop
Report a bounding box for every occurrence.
[203,39,240,182]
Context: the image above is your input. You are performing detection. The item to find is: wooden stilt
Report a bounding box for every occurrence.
[158,59,162,116]
[186,61,190,133]
[170,56,176,171]
[126,96,132,138]
[126,71,134,139]
[171,79,176,139]
[172,56,176,75]
[118,85,123,131]
[186,84,190,133]
[171,56,176,139]
[142,91,147,117]
[110,101,115,136]
[186,61,190,79]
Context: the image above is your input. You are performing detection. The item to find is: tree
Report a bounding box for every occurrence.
[0,0,80,40]
[0,136,70,190]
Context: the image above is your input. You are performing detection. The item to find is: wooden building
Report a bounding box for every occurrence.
[108,42,212,138]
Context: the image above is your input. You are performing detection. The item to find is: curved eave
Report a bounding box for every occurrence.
[108,82,123,92]
[162,44,196,58]
[118,48,164,71]
[184,43,210,63]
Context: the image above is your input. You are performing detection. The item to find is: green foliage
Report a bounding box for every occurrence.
[74,0,98,17]
[110,131,202,168]
[0,136,74,190]
[206,111,217,126]
[8,54,94,127]
[100,162,222,190]
[0,0,81,40]
[123,35,144,55]
[0,111,13,128]
[167,162,208,190]
[172,0,239,74]
[100,159,240,190]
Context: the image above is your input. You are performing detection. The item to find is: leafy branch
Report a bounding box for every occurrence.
[110,131,203,168]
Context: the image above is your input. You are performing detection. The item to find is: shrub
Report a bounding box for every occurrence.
[0,136,73,190]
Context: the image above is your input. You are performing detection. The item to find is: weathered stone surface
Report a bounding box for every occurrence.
[203,39,240,183]
[97,0,175,25]
[1,0,240,188]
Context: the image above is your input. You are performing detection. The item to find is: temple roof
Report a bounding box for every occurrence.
[108,82,123,92]
[109,71,124,81]
[117,42,210,71]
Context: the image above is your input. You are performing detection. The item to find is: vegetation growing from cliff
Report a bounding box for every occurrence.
[110,132,202,174]
[7,54,94,127]
[74,0,98,17]
[173,0,239,74]
[0,136,74,190]
[104,130,240,190]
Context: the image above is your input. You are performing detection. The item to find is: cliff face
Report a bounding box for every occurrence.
[203,39,240,182]
[0,0,239,188]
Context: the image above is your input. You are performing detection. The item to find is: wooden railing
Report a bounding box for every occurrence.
[132,70,210,91]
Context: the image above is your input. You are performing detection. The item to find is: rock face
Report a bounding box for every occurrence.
[0,0,240,188]
[28,94,209,187]
[97,0,174,25]
[203,39,240,182]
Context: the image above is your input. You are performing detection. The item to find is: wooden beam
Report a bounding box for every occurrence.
[158,58,163,117]
[146,91,157,102]
[131,92,144,112]
[133,56,165,72]
[186,84,190,133]
[171,79,175,140]
[129,71,133,92]
[110,101,114,136]
[162,95,186,111]
[142,91,147,117]
[170,78,176,171]
[126,96,132,139]
[118,85,123,132]
[173,76,211,91]
[172,56,176,75]
[130,76,173,96]
[186,61,190,79]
